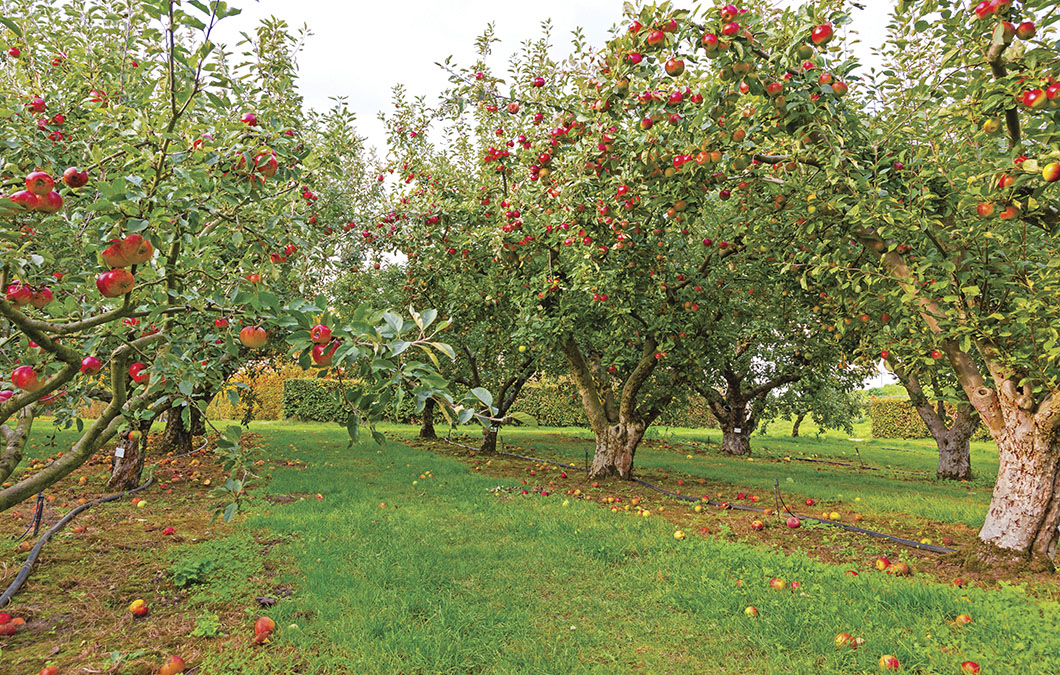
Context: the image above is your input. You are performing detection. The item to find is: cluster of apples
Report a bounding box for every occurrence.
[0,610,27,636]
[4,281,53,308]
[8,167,85,213]
[310,324,339,366]
[96,233,153,298]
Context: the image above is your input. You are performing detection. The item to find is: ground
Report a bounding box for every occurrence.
[1,420,1058,673]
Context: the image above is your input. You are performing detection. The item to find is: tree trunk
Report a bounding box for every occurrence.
[589,422,646,479]
[721,426,752,456]
[935,430,973,481]
[480,425,498,455]
[107,419,150,491]
[792,412,806,438]
[978,402,1060,562]
[419,398,437,439]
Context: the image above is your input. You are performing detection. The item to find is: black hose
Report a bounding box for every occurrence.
[442,436,957,556]
[0,476,154,609]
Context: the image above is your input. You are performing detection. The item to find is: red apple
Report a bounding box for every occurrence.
[831,81,848,96]
[878,654,900,671]
[805,498,815,506]
[310,324,332,344]
[786,516,801,529]
[702,33,719,51]
[5,282,33,306]
[664,58,685,76]
[7,47,19,58]
[96,268,136,297]
[254,152,279,177]
[128,598,149,617]
[10,189,40,210]
[875,556,891,570]
[750,520,764,530]
[818,72,834,85]
[215,318,229,328]
[961,662,980,674]
[30,286,53,308]
[162,526,176,536]
[240,325,268,349]
[532,76,545,87]
[159,655,186,675]
[765,82,784,97]
[720,4,738,21]
[721,22,739,37]
[241,112,258,125]
[1022,88,1047,109]
[254,615,276,636]
[120,234,154,264]
[1016,21,1035,39]
[311,340,339,367]
[768,578,786,590]
[646,30,666,48]
[63,166,89,187]
[12,365,42,392]
[80,356,102,375]
[25,171,55,196]
[28,96,46,112]
[977,202,995,217]
[1047,83,1060,105]
[811,23,834,46]
[37,190,63,213]
[101,240,130,267]
[835,632,855,647]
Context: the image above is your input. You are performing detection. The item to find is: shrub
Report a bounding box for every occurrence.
[869,397,990,441]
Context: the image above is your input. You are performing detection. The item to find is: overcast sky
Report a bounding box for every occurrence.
[210,0,899,388]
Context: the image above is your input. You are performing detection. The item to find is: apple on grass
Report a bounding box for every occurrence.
[128,598,149,617]
[878,655,900,670]
[159,655,187,675]
[786,516,801,529]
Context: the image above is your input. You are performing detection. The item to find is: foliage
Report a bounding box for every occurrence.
[869,397,991,442]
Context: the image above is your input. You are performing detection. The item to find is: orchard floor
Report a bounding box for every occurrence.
[1,421,1059,674]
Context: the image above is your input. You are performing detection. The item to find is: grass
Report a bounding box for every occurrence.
[192,422,1056,674]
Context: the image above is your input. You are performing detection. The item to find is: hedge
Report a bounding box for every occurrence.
[868,397,991,441]
[280,377,718,428]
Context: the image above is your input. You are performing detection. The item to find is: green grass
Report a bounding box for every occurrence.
[405,421,998,529]
[191,422,1055,674]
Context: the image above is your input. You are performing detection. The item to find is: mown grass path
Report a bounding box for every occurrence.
[202,424,1059,674]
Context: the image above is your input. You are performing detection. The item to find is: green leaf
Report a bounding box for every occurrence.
[222,502,238,523]
[470,387,493,407]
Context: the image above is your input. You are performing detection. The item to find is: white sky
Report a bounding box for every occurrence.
[210,0,899,388]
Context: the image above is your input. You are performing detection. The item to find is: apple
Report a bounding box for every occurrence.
[721,22,739,37]
[310,324,332,344]
[6,282,33,306]
[30,286,53,308]
[888,561,912,576]
[7,46,19,58]
[664,58,685,76]
[254,615,276,639]
[818,72,834,85]
[39,667,59,675]
[120,234,154,264]
[875,556,891,570]
[215,317,229,328]
[673,530,686,540]
[162,526,176,535]
[998,204,1019,220]
[532,76,545,87]
[831,81,848,96]
[96,268,136,297]
[805,498,815,506]
[36,190,63,213]
[0,390,13,402]
[744,606,758,617]
[931,350,942,359]
[1043,162,1060,183]
[1047,83,1060,105]
[961,662,980,674]
[1016,21,1035,39]
[954,613,973,625]
[768,578,786,590]
[702,33,719,51]
[241,112,258,125]
[811,23,834,46]
[12,365,42,392]
[976,202,994,217]
[25,171,55,196]
[786,516,801,529]
[1000,21,1016,43]
[63,166,89,187]
[311,341,339,367]
[240,325,268,349]
[159,655,187,675]
[835,632,856,647]
[128,598,149,617]
[1022,88,1047,109]
[29,96,46,112]
[720,3,738,21]
[982,118,1001,134]
[646,30,666,48]
[254,152,279,177]
[129,362,149,384]
[80,356,102,375]
[878,655,900,670]
[10,189,41,210]
[101,240,130,267]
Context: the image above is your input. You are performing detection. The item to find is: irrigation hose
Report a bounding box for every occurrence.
[442,435,956,555]
[0,435,212,609]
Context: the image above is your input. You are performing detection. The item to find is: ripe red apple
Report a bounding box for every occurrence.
[12,365,42,392]
[646,30,666,48]
[765,82,784,97]
[786,516,801,529]
[241,112,258,125]
[80,356,102,375]
[30,286,53,308]
[720,3,738,21]
[162,526,176,536]
[664,58,685,76]
[831,81,848,96]
[805,498,815,506]
[215,317,229,328]
[1022,88,1047,109]
[254,152,279,177]
[1047,83,1060,105]
[532,76,545,87]
[6,282,33,306]
[1043,162,1060,183]
[768,577,786,590]
[960,662,979,674]
[744,606,758,616]
[955,613,973,625]
[311,340,339,367]
[875,556,891,570]
[240,325,268,349]
[7,46,19,58]
[1016,21,1035,39]
[931,350,942,359]
[818,72,834,85]
[159,655,187,675]
[36,190,63,213]
[976,202,994,217]
[811,23,834,46]
[101,240,130,267]
[999,204,1019,219]
[10,189,40,210]
[25,171,55,196]
[96,268,136,297]
[129,362,149,385]
[63,166,89,187]
[120,234,154,264]
[750,520,764,530]
[39,667,59,675]
[310,324,332,344]
[28,96,46,112]
[254,615,276,640]
[128,598,149,617]
[721,22,739,37]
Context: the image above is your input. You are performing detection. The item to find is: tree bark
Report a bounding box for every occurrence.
[106,418,150,491]
[721,426,752,456]
[898,369,977,481]
[419,398,437,439]
[589,422,646,479]
[792,412,806,438]
[480,425,498,455]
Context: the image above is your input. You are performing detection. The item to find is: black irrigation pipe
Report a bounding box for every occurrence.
[0,476,154,609]
[443,436,956,555]
[0,436,214,609]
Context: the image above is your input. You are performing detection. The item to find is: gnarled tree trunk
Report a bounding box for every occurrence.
[721,425,752,456]
[419,398,437,439]
[107,418,151,491]
[480,425,498,455]
[563,336,671,479]
[898,369,977,481]
[792,412,806,438]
